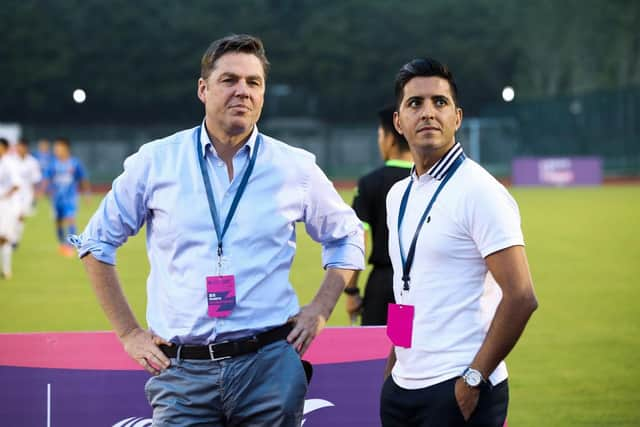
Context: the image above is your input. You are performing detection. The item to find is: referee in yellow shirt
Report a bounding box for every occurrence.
[345,105,412,325]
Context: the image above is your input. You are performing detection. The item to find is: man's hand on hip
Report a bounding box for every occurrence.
[287,268,356,355]
[454,377,480,421]
[287,303,327,356]
[121,327,173,375]
[82,255,173,375]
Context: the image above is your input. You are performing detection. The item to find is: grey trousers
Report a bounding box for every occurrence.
[145,340,308,427]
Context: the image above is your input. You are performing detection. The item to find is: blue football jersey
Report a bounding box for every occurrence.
[46,157,87,201]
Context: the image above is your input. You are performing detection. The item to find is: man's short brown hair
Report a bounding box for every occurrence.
[201,34,270,80]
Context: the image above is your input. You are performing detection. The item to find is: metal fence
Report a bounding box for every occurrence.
[481,86,640,177]
[19,88,640,183]
[20,119,516,183]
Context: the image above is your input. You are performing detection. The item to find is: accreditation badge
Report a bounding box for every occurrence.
[206,275,236,318]
[386,303,414,348]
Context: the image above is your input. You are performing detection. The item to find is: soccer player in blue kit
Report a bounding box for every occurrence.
[44,138,90,257]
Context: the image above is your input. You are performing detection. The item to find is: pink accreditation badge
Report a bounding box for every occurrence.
[206,275,236,318]
[386,303,414,348]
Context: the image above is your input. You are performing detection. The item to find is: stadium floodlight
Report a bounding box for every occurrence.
[73,89,87,104]
[502,86,515,102]
[569,100,583,115]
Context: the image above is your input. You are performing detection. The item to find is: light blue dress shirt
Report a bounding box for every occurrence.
[75,123,365,344]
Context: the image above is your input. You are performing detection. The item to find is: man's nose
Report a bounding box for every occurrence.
[420,103,436,120]
[234,80,250,97]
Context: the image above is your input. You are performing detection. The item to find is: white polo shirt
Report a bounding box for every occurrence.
[386,142,524,389]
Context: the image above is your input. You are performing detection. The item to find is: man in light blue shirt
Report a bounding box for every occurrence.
[74,34,364,426]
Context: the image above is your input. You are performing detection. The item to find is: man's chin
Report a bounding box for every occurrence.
[225,121,253,137]
[412,140,441,151]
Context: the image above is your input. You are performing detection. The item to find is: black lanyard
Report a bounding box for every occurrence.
[398,153,465,292]
[195,125,261,260]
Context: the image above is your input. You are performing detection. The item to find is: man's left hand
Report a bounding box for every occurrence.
[454,377,480,421]
[287,303,327,356]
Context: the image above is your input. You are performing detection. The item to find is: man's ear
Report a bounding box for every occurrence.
[197,78,207,104]
[393,110,404,135]
[455,107,463,131]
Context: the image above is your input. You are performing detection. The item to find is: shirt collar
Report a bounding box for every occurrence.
[411,142,464,181]
[199,120,259,159]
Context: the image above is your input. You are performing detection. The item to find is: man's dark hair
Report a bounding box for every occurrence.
[394,58,459,108]
[201,34,270,80]
[377,105,409,152]
[54,137,70,147]
[0,138,8,149]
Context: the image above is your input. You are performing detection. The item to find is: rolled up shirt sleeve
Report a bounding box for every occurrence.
[74,149,150,265]
[302,161,365,270]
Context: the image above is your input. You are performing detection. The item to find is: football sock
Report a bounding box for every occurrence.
[1,243,12,276]
[56,226,65,243]
[15,221,24,243]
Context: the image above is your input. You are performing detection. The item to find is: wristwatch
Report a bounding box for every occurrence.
[461,368,486,388]
[343,287,360,296]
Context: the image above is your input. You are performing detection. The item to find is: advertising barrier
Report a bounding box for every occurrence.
[512,156,603,186]
[0,328,391,427]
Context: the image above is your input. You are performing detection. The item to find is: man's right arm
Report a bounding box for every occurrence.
[82,254,171,375]
[344,228,368,322]
[74,148,171,374]
[346,180,372,321]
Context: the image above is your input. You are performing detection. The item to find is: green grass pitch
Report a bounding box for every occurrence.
[1,185,639,426]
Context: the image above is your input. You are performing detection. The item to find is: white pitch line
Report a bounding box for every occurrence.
[47,383,51,427]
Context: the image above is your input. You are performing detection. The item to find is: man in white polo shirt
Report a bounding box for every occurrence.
[380,58,538,427]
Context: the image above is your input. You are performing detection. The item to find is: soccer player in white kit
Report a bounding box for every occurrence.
[0,138,20,279]
[9,139,42,244]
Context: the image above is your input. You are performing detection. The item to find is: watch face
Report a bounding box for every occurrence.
[465,369,482,387]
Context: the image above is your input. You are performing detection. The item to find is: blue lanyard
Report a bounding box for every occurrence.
[398,153,465,292]
[195,125,261,258]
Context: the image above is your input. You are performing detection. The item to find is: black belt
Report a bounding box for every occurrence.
[160,323,293,361]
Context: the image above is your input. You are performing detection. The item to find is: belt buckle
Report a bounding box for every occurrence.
[208,342,231,362]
